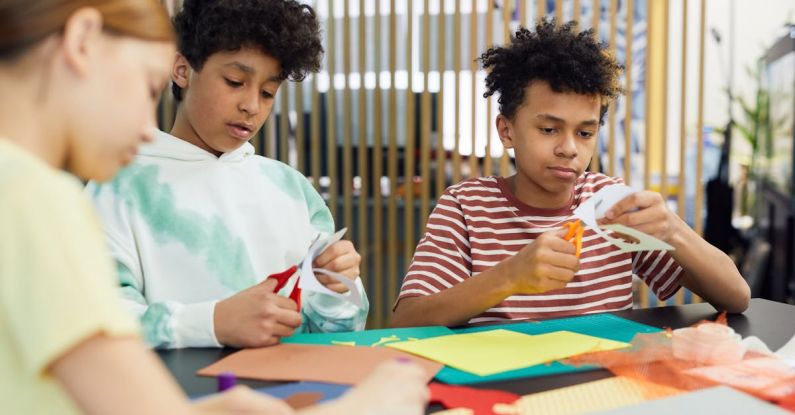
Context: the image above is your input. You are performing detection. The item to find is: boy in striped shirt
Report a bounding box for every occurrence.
[392,20,750,327]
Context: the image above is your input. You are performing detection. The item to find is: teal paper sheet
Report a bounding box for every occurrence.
[281,325,455,346]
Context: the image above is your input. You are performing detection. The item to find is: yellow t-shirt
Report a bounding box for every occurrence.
[0,139,139,414]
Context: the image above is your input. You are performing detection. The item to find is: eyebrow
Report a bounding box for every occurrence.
[223,62,281,82]
[535,113,599,127]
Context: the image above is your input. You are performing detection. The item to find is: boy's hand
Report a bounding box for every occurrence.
[502,229,580,294]
[194,385,294,415]
[313,240,361,293]
[601,191,680,243]
[331,359,429,415]
[214,278,302,348]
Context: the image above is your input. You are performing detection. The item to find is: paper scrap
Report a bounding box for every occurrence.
[572,184,673,252]
[297,228,365,308]
[256,381,350,409]
[429,382,520,415]
[197,343,442,385]
[386,329,630,377]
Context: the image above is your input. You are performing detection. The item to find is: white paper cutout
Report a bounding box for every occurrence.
[297,228,365,309]
[572,184,674,253]
[599,224,675,252]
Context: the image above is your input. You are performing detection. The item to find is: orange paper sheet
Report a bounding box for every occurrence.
[197,343,442,385]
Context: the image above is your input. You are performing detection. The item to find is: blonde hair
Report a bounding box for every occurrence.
[0,0,174,60]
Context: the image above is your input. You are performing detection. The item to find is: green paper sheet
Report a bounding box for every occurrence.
[282,326,454,347]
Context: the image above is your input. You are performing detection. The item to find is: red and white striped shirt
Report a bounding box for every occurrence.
[398,173,683,324]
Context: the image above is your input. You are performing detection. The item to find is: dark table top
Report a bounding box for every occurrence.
[158,298,795,402]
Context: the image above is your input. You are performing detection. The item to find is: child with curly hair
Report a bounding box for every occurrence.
[88,0,369,349]
[392,20,750,328]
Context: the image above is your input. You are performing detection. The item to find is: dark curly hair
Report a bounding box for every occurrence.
[480,19,623,124]
[171,0,323,101]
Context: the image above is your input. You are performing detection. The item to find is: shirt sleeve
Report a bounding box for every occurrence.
[396,190,473,307]
[632,250,684,300]
[87,181,220,349]
[0,175,139,375]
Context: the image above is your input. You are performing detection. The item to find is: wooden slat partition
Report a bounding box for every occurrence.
[420,0,432,234]
[590,0,601,172]
[372,0,384,328]
[436,0,448,199]
[452,0,462,184]
[676,0,689,307]
[483,0,493,177]
[693,0,706,303]
[343,1,353,236]
[469,0,478,179]
[386,0,399,318]
[357,0,369,293]
[556,0,564,22]
[623,0,633,186]
[607,0,617,177]
[279,85,289,164]
[404,0,417,277]
[327,0,338,220]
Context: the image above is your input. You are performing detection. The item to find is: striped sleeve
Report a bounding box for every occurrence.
[632,250,683,300]
[397,190,473,303]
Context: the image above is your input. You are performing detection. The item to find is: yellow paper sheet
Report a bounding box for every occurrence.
[386,329,630,376]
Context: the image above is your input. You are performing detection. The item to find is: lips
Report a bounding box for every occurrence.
[548,166,578,180]
[226,122,254,140]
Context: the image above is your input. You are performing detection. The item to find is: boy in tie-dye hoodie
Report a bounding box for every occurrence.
[87,0,368,349]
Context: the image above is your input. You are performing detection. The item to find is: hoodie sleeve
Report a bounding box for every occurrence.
[86,181,221,349]
[296,177,369,332]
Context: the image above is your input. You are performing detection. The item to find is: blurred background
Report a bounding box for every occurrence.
[160,0,795,328]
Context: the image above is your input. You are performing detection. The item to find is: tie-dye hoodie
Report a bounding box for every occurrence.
[86,130,368,348]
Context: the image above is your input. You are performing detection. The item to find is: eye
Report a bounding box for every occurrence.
[578,130,595,138]
[224,78,243,88]
[539,127,557,135]
[261,90,275,99]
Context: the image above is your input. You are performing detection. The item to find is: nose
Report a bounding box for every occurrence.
[239,88,260,116]
[554,131,578,159]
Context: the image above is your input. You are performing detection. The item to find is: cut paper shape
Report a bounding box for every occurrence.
[436,314,662,385]
[572,184,673,253]
[371,335,402,347]
[256,382,350,409]
[600,224,674,252]
[499,376,683,415]
[386,329,630,377]
[297,228,365,308]
[428,382,520,415]
[282,326,454,347]
[197,343,442,385]
[283,392,324,409]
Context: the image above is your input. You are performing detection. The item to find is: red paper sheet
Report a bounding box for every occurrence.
[429,382,520,415]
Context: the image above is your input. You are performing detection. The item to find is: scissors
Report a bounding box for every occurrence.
[563,219,584,258]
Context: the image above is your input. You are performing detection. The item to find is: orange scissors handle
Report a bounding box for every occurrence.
[563,220,583,258]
